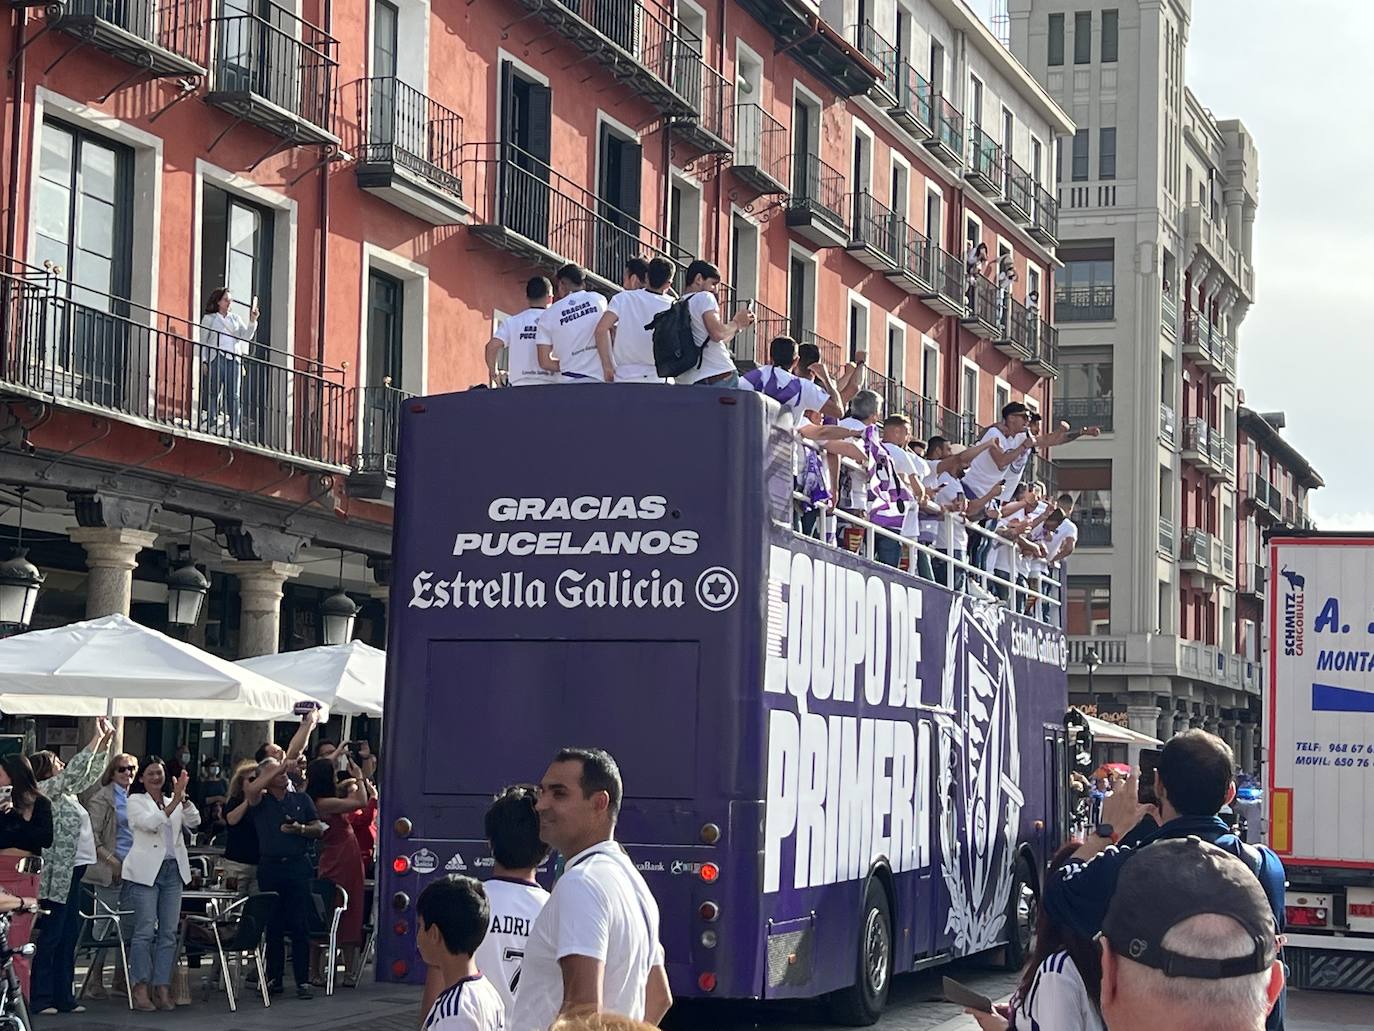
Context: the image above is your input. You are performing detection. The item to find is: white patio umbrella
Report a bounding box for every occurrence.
[238,640,385,718]
[0,613,326,720]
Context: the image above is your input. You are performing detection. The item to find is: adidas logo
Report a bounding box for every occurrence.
[446,853,467,872]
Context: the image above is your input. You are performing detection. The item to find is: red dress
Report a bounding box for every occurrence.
[316,813,365,946]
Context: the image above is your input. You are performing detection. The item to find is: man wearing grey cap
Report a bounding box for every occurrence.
[1100,837,1285,1031]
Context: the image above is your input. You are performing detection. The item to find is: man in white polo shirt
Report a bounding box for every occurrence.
[509,748,669,1031]
[536,263,610,382]
[596,257,675,382]
[674,259,755,386]
[485,276,555,387]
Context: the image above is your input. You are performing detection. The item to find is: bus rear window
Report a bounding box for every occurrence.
[421,640,702,799]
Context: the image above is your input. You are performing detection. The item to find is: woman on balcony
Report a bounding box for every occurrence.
[199,288,259,440]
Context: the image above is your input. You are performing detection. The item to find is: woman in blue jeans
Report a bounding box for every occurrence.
[123,758,200,1012]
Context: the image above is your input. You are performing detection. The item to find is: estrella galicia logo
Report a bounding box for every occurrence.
[695,567,739,612]
[1281,566,1304,656]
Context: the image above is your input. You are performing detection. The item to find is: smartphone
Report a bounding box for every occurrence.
[1138,747,1163,805]
[250,294,259,310]
[0,786,11,803]
[293,700,321,717]
[942,976,993,1013]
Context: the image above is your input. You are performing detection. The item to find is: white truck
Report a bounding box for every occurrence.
[1268,531,1374,991]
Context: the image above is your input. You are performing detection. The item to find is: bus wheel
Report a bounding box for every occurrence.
[826,878,892,1026]
[1002,861,1036,971]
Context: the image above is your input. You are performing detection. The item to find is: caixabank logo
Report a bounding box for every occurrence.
[936,598,1022,954]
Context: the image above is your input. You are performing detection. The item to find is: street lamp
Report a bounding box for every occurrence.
[166,516,209,628]
[1084,646,1101,701]
[321,550,357,646]
[0,487,44,632]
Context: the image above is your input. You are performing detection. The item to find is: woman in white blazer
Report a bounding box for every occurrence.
[199,286,259,439]
[122,758,200,1012]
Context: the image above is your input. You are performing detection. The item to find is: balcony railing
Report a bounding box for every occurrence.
[994,297,1033,358]
[1182,418,1214,469]
[1026,320,1058,377]
[353,77,464,200]
[0,265,348,467]
[1161,291,1178,336]
[207,1,339,143]
[732,103,788,194]
[889,59,933,138]
[848,192,902,269]
[1028,183,1059,245]
[1160,403,1176,445]
[961,274,999,337]
[54,0,207,76]
[1239,562,1266,597]
[966,125,1003,196]
[787,151,848,234]
[999,155,1034,222]
[886,221,933,293]
[464,142,683,294]
[797,328,845,372]
[354,382,413,478]
[672,36,733,153]
[1054,284,1115,322]
[725,298,788,367]
[916,242,966,315]
[1053,396,1114,432]
[1079,518,1112,547]
[1159,516,1175,556]
[511,0,696,118]
[1182,528,1215,572]
[857,22,898,102]
[926,94,963,165]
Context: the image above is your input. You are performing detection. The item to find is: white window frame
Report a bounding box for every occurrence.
[885,314,907,388]
[889,151,911,220]
[994,376,1011,419]
[960,357,981,422]
[790,81,825,195]
[852,118,875,198]
[921,335,941,404]
[734,38,764,99]
[965,210,983,256]
[788,241,819,337]
[359,242,429,397]
[924,181,944,245]
[729,205,761,304]
[669,167,704,263]
[847,289,872,364]
[367,0,430,89]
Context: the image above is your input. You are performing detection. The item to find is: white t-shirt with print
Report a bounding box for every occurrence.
[837,418,872,510]
[535,290,608,381]
[740,365,830,431]
[473,878,550,1015]
[496,307,557,387]
[606,288,672,382]
[1044,517,1079,566]
[507,841,663,1031]
[962,425,1031,498]
[882,443,923,538]
[674,291,736,384]
[931,472,968,552]
[422,974,506,1031]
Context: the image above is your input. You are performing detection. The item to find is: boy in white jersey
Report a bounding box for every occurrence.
[417,875,505,1031]
[596,257,675,382]
[475,786,551,1012]
[485,277,554,387]
[536,263,609,382]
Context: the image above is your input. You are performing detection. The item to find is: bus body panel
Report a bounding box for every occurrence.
[379,387,1068,1003]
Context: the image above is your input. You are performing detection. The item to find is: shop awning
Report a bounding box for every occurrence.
[0,614,325,720]
[1082,713,1163,748]
[238,640,385,718]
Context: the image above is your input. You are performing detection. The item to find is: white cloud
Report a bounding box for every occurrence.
[1306,508,1374,534]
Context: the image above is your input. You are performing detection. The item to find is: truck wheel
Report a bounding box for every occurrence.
[826,878,892,1026]
[1001,861,1036,972]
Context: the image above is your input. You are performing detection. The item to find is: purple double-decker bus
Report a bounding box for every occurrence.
[379,386,1071,1023]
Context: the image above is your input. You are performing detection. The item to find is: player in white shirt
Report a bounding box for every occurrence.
[596,257,675,382]
[474,786,550,1013]
[674,260,755,386]
[535,263,610,382]
[509,748,670,1031]
[485,277,555,388]
[417,876,506,1031]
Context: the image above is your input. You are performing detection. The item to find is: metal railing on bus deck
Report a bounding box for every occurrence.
[794,442,1063,625]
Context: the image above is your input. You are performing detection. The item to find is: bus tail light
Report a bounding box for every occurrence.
[697,972,717,992]
[699,862,720,884]
[1286,905,1329,927]
[392,855,411,875]
[391,960,408,979]
[698,901,719,922]
[393,920,409,936]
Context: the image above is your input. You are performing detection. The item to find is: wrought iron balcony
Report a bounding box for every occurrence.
[847,192,901,271]
[1159,516,1175,556]
[52,0,207,79]
[856,22,899,106]
[1053,396,1113,433]
[206,1,338,144]
[960,275,1000,339]
[671,40,733,155]
[1028,182,1059,246]
[724,298,788,368]
[924,93,963,169]
[463,142,684,296]
[885,222,933,295]
[888,59,933,140]
[1182,310,1222,371]
[731,103,788,195]
[999,155,1034,224]
[1160,403,1176,446]
[796,328,845,371]
[966,125,1002,198]
[1161,291,1178,337]
[0,263,348,468]
[993,296,1032,359]
[350,381,413,500]
[1248,473,1279,519]
[1180,527,1222,582]
[915,243,966,316]
[352,77,465,224]
[1078,517,1112,547]
[1181,418,1219,474]
[510,0,697,119]
[1054,284,1114,323]
[1026,320,1058,378]
[785,152,849,248]
[1239,561,1266,599]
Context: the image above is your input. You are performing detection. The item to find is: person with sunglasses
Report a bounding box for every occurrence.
[80,751,140,1000]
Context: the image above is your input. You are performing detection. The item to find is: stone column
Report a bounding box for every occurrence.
[1218,719,1239,755]
[69,527,160,747]
[230,560,301,760]
[1238,723,1257,776]
[1127,705,1162,738]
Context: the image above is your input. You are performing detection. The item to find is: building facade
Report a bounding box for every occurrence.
[1009,0,1264,764]
[1235,406,1321,686]
[0,0,1068,756]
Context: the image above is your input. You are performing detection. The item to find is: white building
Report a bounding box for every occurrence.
[1008,0,1262,767]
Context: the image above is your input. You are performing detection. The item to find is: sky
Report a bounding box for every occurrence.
[966,1,1372,529]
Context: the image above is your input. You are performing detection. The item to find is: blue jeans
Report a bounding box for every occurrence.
[875,534,903,569]
[206,354,241,437]
[931,550,966,591]
[126,859,183,988]
[30,865,86,1011]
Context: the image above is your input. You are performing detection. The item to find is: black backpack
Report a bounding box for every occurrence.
[648,298,703,379]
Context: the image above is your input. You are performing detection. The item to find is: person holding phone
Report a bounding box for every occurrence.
[199,286,259,439]
[305,756,367,985]
[0,753,54,999]
[123,757,201,1011]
